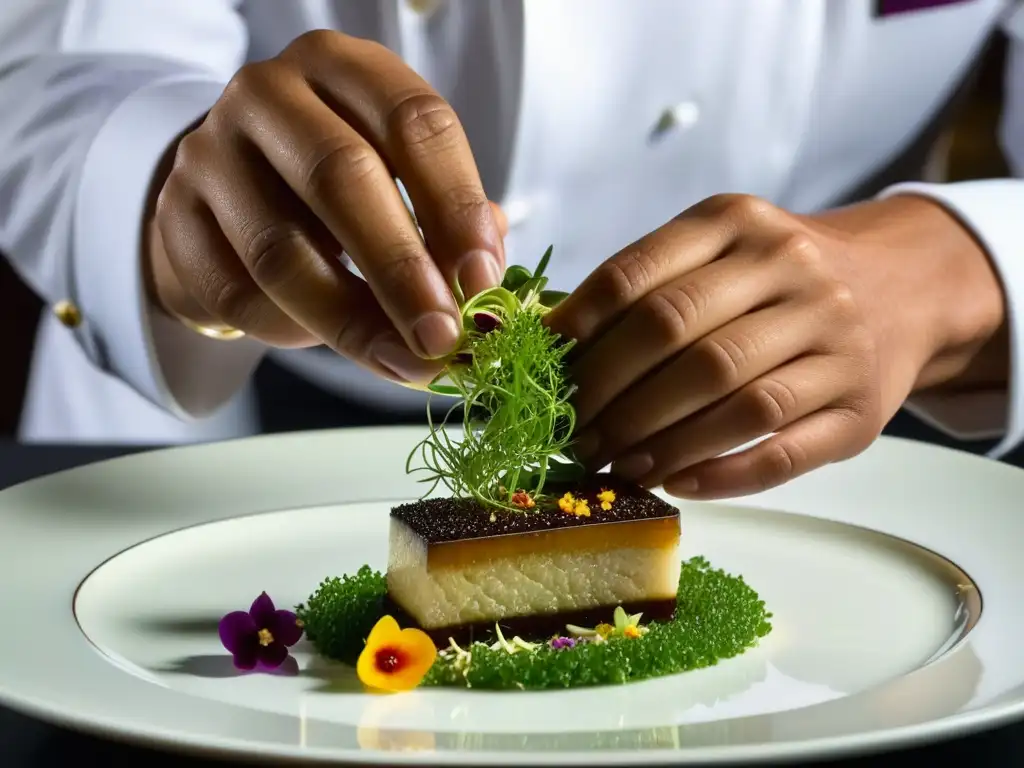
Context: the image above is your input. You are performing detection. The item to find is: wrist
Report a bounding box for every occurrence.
[813,195,1007,396]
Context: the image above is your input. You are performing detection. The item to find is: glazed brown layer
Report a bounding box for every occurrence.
[383,593,677,646]
[422,516,679,569]
[391,475,678,544]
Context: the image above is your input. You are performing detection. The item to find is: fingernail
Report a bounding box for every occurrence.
[372,335,440,383]
[573,432,600,461]
[411,312,461,359]
[612,453,654,481]
[457,249,502,299]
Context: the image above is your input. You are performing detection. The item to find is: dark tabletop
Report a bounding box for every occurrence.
[1,420,1023,766]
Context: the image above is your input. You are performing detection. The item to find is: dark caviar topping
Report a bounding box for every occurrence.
[391,475,678,543]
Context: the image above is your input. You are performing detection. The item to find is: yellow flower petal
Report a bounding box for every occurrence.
[365,614,402,647]
[358,616,438,692]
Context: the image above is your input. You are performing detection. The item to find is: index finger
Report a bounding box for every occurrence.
[545,195,756,346]
[289,34,505,300]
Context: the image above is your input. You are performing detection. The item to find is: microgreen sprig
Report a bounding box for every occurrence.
[405,246,583,512]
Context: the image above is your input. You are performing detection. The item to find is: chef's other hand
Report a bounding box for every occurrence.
[148,31,507,385]
[547,193,1006,499]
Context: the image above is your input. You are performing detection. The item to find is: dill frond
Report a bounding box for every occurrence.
[405,246,583,512]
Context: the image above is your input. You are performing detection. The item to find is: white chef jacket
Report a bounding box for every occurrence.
[1,0,1023,451]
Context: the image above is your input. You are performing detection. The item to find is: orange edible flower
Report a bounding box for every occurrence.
[357,615,437,692]
[573,500,591,517]
[510,490,536,509]
[623,625,641,639]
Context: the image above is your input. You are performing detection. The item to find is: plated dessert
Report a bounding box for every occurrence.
[386,476,682,645]
[221,248,772,691]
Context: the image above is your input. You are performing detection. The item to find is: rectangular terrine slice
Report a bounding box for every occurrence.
[386,477,681,643]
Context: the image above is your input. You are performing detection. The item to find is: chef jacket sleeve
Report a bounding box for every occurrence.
[874,12,1024,459]
[0,0,269,421]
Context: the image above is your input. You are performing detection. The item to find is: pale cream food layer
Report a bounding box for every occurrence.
[387,517,681,630]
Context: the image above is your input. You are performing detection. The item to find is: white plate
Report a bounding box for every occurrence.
[0,427,1021,765]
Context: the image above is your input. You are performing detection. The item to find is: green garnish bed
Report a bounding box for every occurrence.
[298,557,771,690]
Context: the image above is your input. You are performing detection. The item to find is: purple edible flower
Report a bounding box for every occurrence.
[473,311,501,333]
[218,592,303,671]
[550,636,576,650]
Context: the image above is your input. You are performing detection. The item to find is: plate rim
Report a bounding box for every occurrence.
[1,427,1022,765]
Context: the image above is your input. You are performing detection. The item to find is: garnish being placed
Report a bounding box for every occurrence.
[407,246,582,512]
[356,615,437,692]
[299,557,772,690]
[219,592,303,671]
[219,246,772,696]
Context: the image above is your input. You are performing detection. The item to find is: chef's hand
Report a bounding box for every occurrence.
[547,193,1006,499]
[147,31,506,385]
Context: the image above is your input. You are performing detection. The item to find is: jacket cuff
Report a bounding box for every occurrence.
[878,180,1024,458]
[73,76,266,419]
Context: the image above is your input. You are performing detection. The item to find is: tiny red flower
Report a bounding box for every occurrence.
[473,311,501,333]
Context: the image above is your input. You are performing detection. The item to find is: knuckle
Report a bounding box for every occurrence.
[222,61,295,113]
[775,232,823,270]
[154,173,199,231]
[288,28,344,57]
[591,244,660,305]
[439,183,491,226]
[224,62,269,101]
[690,336,745,391]
[832,405,878,459]
[823,281,860,318]
[329,313,368,357]
[205,278,263,328]
[742,377,799,432]
[387,91,461,153]
[377,241,431,287]
[172,131,210,175]
[754,441,802,491]
[153,177,182,223]
[716,193,776,226]
[239,222,306,287]
[637,285,702,345]
[301,138,379,200]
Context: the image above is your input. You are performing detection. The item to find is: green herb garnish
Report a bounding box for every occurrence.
[405,247,583,512]
[294,565,387,664]
[297,557,772,689]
